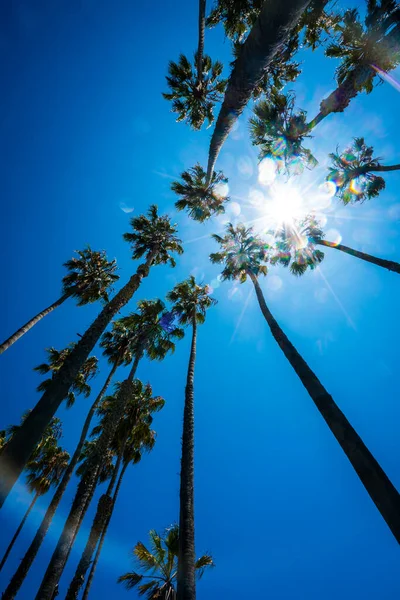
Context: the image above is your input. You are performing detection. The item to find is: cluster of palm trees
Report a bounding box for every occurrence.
[1,0,400,598]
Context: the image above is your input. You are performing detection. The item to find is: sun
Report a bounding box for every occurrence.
[260,182,306,227]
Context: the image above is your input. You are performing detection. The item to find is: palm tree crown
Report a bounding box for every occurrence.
[171,164,229,222]
[163,54,226,130]
[117,525,214,598]
[250,91,317,173]
[321,1,400,114]
[167,276,217,325]
[119,300,184,361]
[270,218,325,276]
[62,247,119,305]
[327,137,387,204]
[26,443,70,497]
[210,223,269,282]
[123,205,183,268]
[34,345,98,408]
[100,320,138,368]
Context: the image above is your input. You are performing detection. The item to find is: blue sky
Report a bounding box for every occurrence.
[1,0,400,598]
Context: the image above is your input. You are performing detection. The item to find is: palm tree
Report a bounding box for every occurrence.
[166,278,216,600]
[118,525,214,599]
[250,90,318,173]
[34,344,98,408]
[205,0,312,183]
[0,420,69,572]
[163,54,226,130]
[3,323,136,600]
[0,205,183,507]
[0,247,119,355]
[327,137,400,204]
[270,221,325,277]
[302,216,400,274]
[36,300,183,600]
[66,381,163,599]
[163,0,226,130]
[171,164,229,222]
[321,1,400,116]
[210,222,400,542]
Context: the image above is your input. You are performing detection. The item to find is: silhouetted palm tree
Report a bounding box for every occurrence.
[66,381,163,599]
[118,525,214,599]
[167,277,216,600]
[0,419,69,572]
[0,205,182,507]
[36,300,183,600]
[327,137,400,204]
[3,324,137,600]
[172,164,229,222]
[0,248,119,355]
[210,222,400,543]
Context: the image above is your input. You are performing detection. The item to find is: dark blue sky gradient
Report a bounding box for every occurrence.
[1,0,400,598]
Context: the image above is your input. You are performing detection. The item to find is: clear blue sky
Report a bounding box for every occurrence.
[1,0,400,598]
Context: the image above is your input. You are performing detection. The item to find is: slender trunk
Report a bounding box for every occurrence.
[347,163,400,178]
[0,252,155,507]
[248,272,400,543]
[365,164,400,173]
[0,493,39,571]
[2,362,118,600]
[206,0,311,183]
[317,240,400,274]
[177,318,197,600]
[306,111,327,131]
[0,293,70,355]
[66,436,129,600]
[35,358,141,600]
[196,0,206,83]
[81,462,128,600]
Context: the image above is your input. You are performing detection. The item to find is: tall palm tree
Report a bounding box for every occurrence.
[0,205,183,507]
[0,420,69,572]
[286,216,400,274]
[163,54,226,130]
[0,248,119,355]
[66,381,163,599]
[166,278,216,600]
[321,1,400,116]
[118,525,214,599]
[250,2,400,172]
[210,222,400,543]
[3,323,136,600]
[36,300,183,600]
[34,344,98,408]
[327,137,400,204]
[205,0,312,183]
[171,164,229,222]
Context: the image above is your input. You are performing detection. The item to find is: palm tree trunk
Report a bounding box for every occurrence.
[177,318,197,600]
[35,359,141,600]
[0,251,155,508]
[66,437,129,599]
[2,362,119,600]
[205,0,311,183]
[196,0,206,83]
[367,164,400,173]
[319,64,373,117]
[81,461,128,600]
[317,239,400,274]
[0,293,70,356]
[0,493,39,571]
[248,271,400,543]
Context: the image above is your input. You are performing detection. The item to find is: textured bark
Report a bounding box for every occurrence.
[0,493,39,572]
[66,435,129,600]
[0,253,154,507]
[317,240,400,274]
[319,64,373,117]
[81,461,128,600]
[2,362,118,600]
[206,0,311,183]
[177,319,197,600]
[196,0,206,82]
[249,272,400,543]
[0,293,70,355]
[35,360,140,600]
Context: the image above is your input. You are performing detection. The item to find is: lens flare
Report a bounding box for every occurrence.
[371,65,400,93]
[214,182,229,198]
[271,137,286,156]
[349,178,365,196]
[325,228,342,246]
[258,157,277,186]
